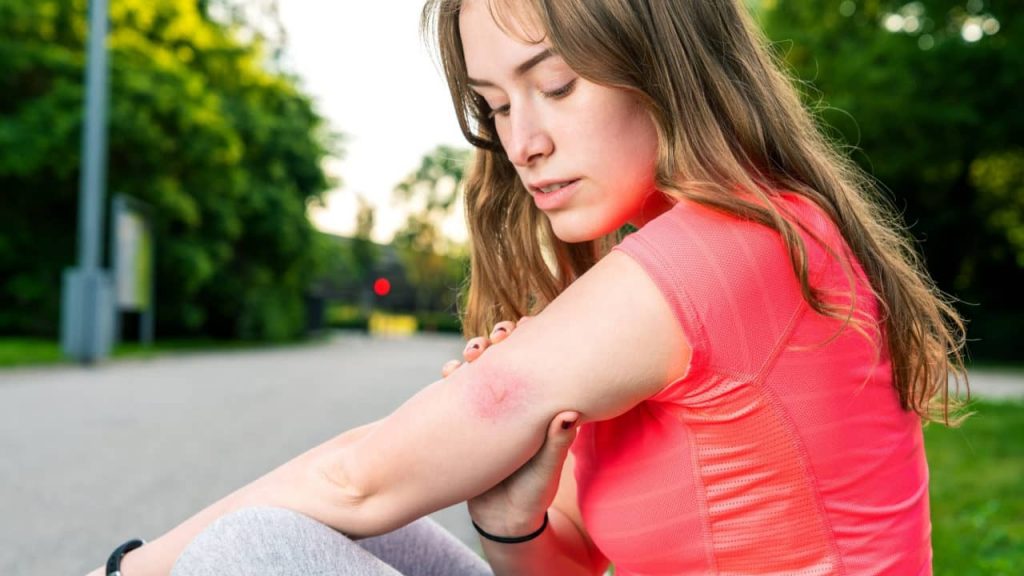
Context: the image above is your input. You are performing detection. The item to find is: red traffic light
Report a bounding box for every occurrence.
[373,277,391,297]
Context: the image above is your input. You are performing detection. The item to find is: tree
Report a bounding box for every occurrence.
[200,0,288,67]
[0,0,337,341]
[391,145,471,312]
[757,0,1023,359]
[349,194,380,313]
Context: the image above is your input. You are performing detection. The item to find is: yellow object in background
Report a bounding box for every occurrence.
[369,312,418,336]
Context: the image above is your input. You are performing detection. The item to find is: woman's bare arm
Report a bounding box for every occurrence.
[92,250,688,575]
[310,250,689,535]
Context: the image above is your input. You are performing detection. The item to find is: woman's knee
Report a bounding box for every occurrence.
[186,506,318,549]
[171,506,384,576]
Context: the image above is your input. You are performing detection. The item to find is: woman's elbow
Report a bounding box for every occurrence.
[301,449,392,537]
[314,449,371,506]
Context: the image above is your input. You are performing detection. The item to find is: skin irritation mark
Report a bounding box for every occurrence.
[464,362,530,421]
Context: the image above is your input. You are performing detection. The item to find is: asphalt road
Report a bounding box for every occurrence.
[0,332,477,576]
[0,331,1019,575]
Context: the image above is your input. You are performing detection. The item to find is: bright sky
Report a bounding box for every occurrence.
[279,1,470,244]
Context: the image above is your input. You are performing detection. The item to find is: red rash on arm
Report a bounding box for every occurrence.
[463,362,531,421]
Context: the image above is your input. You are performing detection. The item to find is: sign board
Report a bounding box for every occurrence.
[110,194,155,345]
[115,208,153,310]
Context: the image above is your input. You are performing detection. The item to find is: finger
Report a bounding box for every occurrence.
[441,359,462,378]
[552,410,580,436]
[530,411,580,472]
[489,320,516,344]
[547,410,580,447]
[463,336,489,362]
[518,315,534,326]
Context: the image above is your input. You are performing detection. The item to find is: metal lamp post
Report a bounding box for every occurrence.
[61,0,114,363]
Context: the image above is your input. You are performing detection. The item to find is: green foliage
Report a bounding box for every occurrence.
[350,195,379,312]
[393,145,471,312]
[325,303,369,331]
[415,310,462,333]
[0,0,337,341]
[758,1,1023,361]
[971,149,1024,267]
[394,217,468,312]
[925,401,1024,574]
[393,144,470,215]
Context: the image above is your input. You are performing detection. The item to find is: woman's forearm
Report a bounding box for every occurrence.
[86,422,378,576]
[480,507,603,576]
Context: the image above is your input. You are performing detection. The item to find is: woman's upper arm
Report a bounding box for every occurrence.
[490,249,691,419]
[325,250,689,535]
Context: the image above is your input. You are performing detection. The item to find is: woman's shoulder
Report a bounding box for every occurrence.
[630,190,839,233]
[610,191,858,379]
[615,193,810,275]
[620,191,849,265]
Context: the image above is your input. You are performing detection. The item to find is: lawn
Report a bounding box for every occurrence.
[927,400,1024,574]
[0,338,66,367]
[0,336,329,367]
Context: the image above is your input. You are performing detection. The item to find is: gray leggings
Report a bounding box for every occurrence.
[171,507,494,576]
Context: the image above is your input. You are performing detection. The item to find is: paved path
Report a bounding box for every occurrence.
[959,366,1024,401]
[0,332,474,576]
[0,332,1019,575]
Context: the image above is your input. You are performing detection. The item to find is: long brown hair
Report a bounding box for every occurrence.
[422,0,968,424]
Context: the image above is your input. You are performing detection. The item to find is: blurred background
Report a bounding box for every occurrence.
[0,0,1020,574]
[2,0,1021,356]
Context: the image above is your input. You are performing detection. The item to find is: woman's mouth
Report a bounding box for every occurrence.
[538,181,576,194]
[532,179,580,211]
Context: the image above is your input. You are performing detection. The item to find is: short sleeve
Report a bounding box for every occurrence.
[611,200,810,403]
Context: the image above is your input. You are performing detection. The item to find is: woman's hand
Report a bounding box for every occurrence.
[468,404,580,538]
[442,318,581,538]
[441,318,525,377]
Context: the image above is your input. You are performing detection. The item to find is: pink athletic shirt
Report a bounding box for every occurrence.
[571,193,931,575]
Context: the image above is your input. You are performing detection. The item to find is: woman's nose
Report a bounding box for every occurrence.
[504,107,553,167]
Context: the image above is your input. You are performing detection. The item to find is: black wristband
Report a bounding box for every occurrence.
[472,512,549,544]
[106,538,145,576]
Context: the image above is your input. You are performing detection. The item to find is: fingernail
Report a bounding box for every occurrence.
[465,343,480,353]
[561,419,577,430]
[490,327,507,338]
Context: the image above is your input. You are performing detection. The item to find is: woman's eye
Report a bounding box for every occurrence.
[487,104,511,119]
[484,78,577,119]
[544,78,577,99]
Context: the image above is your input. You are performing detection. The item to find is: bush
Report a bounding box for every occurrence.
[415,311,462,334]
[325,304,369,331]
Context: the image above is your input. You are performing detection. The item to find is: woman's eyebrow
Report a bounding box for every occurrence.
[466,48,554,87]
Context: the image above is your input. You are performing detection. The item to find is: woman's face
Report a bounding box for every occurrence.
[459,0,671,242]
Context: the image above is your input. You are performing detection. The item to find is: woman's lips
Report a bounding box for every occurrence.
[533,179,580,211]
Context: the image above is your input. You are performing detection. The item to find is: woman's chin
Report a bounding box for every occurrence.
[548,215,622,244]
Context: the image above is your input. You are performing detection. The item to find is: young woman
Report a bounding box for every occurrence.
[90,1,967,574]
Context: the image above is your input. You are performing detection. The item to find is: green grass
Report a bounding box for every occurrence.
[0,335,331,368]
[0,338,66,367]
[927,400,1024,575]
